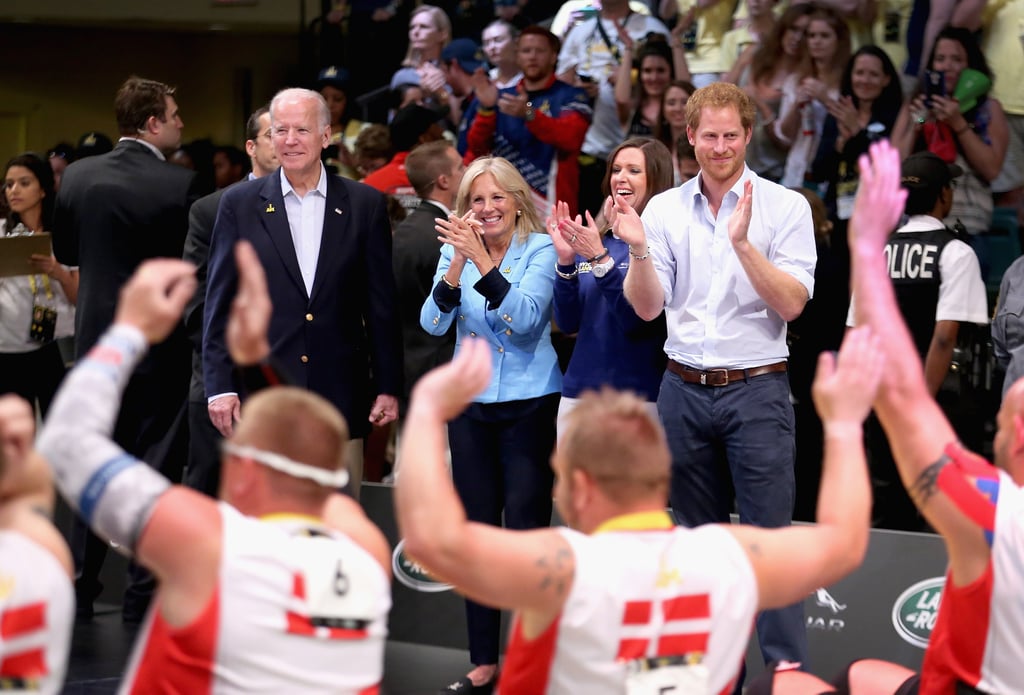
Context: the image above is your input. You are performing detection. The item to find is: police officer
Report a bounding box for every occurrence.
[848,150,988,530]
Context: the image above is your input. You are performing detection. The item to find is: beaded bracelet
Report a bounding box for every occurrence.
[629,245,650,261]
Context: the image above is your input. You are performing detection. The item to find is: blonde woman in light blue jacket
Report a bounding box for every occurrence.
[420,156,559,693]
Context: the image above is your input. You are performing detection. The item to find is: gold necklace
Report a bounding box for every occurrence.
[487,246,507,264]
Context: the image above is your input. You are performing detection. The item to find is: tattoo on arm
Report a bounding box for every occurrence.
[911,454,950,507]
[536,547,573,598]
[747,542,762,557]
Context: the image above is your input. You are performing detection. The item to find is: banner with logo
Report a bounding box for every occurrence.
[364,484,477,649]
[787,525,948,677]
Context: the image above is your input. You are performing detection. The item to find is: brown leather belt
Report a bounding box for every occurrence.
[666,360,788,387]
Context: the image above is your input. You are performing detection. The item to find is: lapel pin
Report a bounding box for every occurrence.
[334,208,343,215]
[265,203,275,213]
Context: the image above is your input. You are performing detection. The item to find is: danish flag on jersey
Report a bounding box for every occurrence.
[616,593,711,661]
[0,600,49,684]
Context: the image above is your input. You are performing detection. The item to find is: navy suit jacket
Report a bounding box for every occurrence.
[53,139,197,364]
[391,200,455,405]
[52,138,197,467]
[203,168,402,438]
[184,186,226,403]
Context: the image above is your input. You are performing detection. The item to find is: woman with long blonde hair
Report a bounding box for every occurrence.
[420,156,559,693]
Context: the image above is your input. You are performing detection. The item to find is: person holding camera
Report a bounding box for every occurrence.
[892,25,1009,279]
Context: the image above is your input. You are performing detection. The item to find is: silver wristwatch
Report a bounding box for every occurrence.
[592,256,616,278]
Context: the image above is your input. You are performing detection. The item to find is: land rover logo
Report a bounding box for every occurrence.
[891,576,945,648]
[392,539,453,593]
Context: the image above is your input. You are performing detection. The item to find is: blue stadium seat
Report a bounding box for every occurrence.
[986,206,1022,295]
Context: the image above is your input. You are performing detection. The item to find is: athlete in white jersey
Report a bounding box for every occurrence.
[395,323,884,693]
[0,395,74,695]
[762,142,1024,695]
[37,243,391,695]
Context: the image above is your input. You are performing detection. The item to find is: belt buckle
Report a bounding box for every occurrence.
[702,369,730,386]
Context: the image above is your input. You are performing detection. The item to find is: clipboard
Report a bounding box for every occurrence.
[0,233,53,278]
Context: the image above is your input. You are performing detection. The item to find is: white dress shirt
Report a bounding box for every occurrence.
[280,164,328,296]
[641,165,817,369]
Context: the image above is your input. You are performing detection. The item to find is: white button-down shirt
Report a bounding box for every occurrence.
[281,164,327,296]
[641,165,816,369]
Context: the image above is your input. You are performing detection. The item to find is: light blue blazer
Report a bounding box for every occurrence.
[420,232,561,404]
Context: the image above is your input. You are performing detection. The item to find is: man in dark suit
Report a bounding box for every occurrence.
[182,105,277,497]
[392,140,463,412]
[203,87,402,500]
[52,75,198,622]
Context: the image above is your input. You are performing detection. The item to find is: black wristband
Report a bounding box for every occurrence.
[587,249,610,264]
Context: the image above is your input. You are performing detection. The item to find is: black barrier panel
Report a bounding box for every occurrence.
[798,526,947,677]
[364,483,474,649]
[363,485,949,678]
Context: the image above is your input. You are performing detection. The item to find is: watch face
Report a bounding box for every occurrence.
[593,260,612,278]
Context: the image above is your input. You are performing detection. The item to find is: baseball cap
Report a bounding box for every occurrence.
[901,151,963,211]
[390,67,422,91]
[902,151,963,190]
[441,39,485,74]
[76,131,114,158]
[317,65,350,91]
[389,104,444,152]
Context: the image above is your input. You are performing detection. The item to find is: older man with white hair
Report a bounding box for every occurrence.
[203,88,403,499]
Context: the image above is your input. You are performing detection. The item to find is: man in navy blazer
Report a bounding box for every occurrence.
[182,105,277,497]
[203,87,401,498]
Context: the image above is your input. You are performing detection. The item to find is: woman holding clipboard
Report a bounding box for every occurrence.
[0,152,77,414]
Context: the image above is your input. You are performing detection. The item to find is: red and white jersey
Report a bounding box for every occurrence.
[121,503,390,694]
[0,531,73,695]
[921,444,1024,694]
[498,511,757,695]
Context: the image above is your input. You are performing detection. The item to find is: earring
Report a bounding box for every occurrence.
[516,210,521,217]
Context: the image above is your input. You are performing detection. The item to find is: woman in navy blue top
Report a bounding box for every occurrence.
[548,137,673,435]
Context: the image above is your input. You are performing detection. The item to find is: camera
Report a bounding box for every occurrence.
[924,69,945,107]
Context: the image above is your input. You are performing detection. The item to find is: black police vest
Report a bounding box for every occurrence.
[884,228,956,360]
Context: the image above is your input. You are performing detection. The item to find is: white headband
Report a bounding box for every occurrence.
[222,442,350,489]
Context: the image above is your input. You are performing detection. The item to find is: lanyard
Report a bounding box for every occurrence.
[27,272,53,301]
[592,10,634,66]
